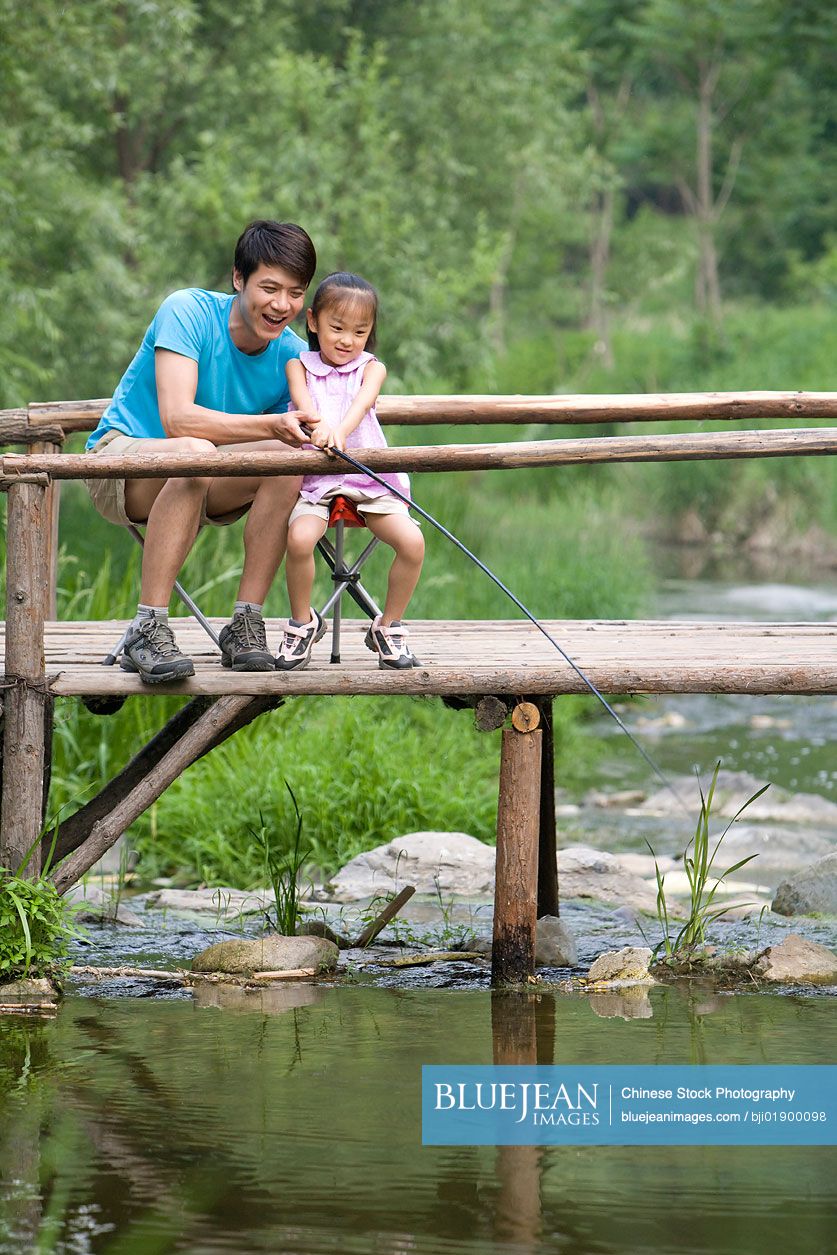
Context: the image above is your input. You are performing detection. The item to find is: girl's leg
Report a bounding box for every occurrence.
[364,513,425,624]
[285,514,329,622]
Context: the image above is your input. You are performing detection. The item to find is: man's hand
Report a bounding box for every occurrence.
[272,410,321,447]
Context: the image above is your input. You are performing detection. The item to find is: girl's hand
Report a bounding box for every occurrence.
[299,412,324,443]
[324,427,347,455]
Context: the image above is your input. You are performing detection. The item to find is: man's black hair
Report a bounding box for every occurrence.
[233,221,317,287]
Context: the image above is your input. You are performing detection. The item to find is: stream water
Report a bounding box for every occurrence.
[1,553,835,1253]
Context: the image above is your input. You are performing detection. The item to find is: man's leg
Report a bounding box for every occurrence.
[124,437,217,604]
[202,441,303,670]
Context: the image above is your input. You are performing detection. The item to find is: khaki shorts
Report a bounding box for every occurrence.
[83,430,249,528]
[288,485,412,528]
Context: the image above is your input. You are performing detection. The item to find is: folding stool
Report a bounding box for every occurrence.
[315,495,382,664]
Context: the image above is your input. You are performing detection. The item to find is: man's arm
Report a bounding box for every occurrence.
[155,349,315,446]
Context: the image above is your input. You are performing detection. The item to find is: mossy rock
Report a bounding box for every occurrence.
[191,935,338,976]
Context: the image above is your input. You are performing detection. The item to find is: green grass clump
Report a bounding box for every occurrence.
[0,846,80,980]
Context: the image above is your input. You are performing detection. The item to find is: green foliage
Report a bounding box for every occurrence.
[648,761,768,960]
[250,784,308,936]
[0,864,79,980]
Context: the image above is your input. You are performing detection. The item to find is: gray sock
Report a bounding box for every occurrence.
[133,604,168,630]
[234,600,263,617]
[289,617,309,628]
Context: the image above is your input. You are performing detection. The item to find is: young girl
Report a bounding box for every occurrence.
[276,272,425,671]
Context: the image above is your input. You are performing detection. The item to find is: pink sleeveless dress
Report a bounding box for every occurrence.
[295,350,411,506]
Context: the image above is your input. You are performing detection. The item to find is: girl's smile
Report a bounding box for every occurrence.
[308,304,373,367]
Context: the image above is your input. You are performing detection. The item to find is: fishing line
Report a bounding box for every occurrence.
[320,441,688,812]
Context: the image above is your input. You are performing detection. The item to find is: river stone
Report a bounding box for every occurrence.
[146,887,275,918]
[536,916,578,966]
[753,935,837,984]
[0,977,60,1005]
[587,946,653,984]
[65,883,144,928]
[558,846,658,912]
[191,935,338,975]
[327,832,495,900]
[772,853,837,916]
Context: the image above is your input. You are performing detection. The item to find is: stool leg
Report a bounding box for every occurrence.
[331,521,344,664]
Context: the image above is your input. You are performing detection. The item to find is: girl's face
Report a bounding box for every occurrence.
[308,297,374,367]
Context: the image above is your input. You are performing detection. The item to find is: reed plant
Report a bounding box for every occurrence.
[648,761,768,961]
[249,783,307,936]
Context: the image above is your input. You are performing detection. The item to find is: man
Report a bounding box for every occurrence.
[85,220,320,683]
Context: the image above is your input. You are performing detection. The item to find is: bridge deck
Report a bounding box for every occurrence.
[3,618,835,696]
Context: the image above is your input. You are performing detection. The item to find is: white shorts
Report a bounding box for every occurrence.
[288,485,412,527]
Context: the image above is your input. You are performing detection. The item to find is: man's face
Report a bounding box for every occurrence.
[231,263,307,351]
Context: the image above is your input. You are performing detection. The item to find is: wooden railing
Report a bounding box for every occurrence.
[1,390,836,444]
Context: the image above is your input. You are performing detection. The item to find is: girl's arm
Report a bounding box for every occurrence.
[317,360,387,452]
[285,359,323,439]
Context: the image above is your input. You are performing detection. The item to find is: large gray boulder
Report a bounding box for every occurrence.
[772,853,837,916]
[558,846,658,912]
[753,935,837,984]
[327,832,495,901]
[191,934,338,975]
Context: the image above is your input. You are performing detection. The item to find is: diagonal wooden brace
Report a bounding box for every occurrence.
[51,694,256,893]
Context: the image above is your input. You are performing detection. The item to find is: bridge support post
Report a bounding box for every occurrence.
[1,479,49,876]
[491,703,542,986]
[533,697,559,918]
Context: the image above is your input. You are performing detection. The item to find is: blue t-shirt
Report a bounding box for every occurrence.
[86,288,306,448]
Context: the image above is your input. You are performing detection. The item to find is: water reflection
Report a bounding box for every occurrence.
[1,988,835,1254]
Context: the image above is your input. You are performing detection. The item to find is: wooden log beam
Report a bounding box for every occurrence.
[47,694,282,863]
[50,694,254,893]
[18,390,837,432]
[5,426,837,484]
[492,712,543,987]
[1,482,49,875]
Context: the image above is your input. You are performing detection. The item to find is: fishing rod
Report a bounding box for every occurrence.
[320,440,688,812]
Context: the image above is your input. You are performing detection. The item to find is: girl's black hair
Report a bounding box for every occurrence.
[307,271,378,352]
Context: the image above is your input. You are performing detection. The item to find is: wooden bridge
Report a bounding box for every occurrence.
[1,392,836,984]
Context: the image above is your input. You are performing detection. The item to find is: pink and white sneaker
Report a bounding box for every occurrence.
[274,610,326,671]
[364,616,418,670]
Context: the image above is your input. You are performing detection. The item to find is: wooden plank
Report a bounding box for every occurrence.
[2,619,835,697]
[19,390,837,432]
[5,426,837,482]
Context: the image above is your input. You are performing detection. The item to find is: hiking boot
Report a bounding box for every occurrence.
[119,615,195,684]
[219,608,275,672]
[274,610,326,671]
[364,617,417,670]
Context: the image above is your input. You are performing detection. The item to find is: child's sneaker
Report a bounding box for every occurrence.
[219,608,274,671]
[364,616,416,670]
[274,610,326,671]
[120,615,195,684]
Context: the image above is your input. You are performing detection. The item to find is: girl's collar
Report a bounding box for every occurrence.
[300,349,374,376]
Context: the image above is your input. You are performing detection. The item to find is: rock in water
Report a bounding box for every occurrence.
[753,935,837,984]
[191,935,338,976]
[535,916,578,966]
[327,832,495,900]
[0,977,61,1006]
[772,853,837,917]
[587,946,653,984]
